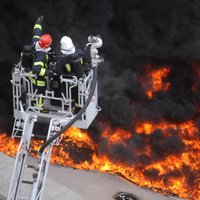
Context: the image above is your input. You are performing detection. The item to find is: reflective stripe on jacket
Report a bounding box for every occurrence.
[32,52,49,77]
[28,71,46,87]
[32,20,42,46]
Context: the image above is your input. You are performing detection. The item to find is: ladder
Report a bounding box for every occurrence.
[7,115,64,200]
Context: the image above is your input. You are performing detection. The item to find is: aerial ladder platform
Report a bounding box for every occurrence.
[7,36,103,200]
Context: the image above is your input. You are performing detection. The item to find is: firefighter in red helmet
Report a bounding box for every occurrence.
[38,34,52,49]
[31,16,55,112]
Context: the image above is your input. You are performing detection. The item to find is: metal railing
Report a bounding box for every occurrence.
[11,61,96,121]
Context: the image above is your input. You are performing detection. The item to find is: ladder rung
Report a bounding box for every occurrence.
[25,164,35,169]
[32,134,47,139]
[22,180,34,184]
[18,197,30,200]
[29,149,38,153]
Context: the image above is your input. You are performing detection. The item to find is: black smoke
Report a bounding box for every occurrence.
[0,0,200,193]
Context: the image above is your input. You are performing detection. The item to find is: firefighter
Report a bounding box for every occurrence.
[21,44,33,70]
[56,36,91,113]
[31,16,55,112]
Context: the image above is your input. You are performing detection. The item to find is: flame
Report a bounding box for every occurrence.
[1,64,200,199]
[144,66,170,98]
[0,122,199,200]
[102,127,132,145]
[0,133,19,156]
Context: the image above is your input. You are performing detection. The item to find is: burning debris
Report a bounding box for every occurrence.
[1,119,199,199]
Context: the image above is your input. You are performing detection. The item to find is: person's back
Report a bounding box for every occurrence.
[55,36,91,113]
[21,45,33,70]
[56,48,89,78]
[68,48,89,78]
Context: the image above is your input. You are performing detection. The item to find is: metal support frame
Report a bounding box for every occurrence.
[29,118,63,200]
[7,114,37,200]
[8,35,103,200]
[7,116,65,200]
[11,61,99,128]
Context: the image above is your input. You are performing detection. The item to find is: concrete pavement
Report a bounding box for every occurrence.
[0,153,187,200]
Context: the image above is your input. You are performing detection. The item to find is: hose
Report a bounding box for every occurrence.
[39,66,98,154]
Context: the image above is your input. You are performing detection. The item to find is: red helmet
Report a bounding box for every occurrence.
[38,34,52,49]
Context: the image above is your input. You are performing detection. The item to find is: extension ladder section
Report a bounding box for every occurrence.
[7,115,64,200]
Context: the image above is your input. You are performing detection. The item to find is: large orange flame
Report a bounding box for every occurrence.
[0,65,200,199]
[0,122,199,200]
[143,65,171,99]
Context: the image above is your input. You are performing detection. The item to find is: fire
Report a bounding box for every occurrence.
[0,122,199,200]
[102,127,132,145]
[0,133,19,156]
[134,120,200,198]
[143,65,171,98]
[1,64,200,199]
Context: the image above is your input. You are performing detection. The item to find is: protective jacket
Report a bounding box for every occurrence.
[30,18,53,111]
[56,49,90,79]
[21,45,33,69]
[55,48,90,112]
[32,18,42,46]
[31,19,51,87]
